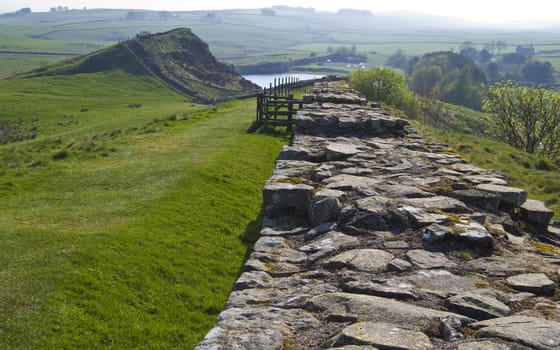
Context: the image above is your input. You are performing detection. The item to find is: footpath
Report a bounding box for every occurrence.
[196,81,560,350]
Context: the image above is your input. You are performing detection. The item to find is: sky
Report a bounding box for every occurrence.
[2,0,560,23]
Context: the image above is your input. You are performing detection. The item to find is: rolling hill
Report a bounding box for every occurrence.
[18,27,260,102]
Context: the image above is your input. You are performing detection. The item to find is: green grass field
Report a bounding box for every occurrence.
[0,70,288,348]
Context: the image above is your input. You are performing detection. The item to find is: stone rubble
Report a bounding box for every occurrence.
[196,81,560,350]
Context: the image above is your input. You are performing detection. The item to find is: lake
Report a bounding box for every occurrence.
[243,73,324,88]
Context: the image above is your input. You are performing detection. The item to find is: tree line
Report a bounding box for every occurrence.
[386,44,556,111]
[349,67,560,163]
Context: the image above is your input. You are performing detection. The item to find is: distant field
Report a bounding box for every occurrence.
[2,8,560,76]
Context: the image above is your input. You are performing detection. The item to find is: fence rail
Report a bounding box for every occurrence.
[255,75,338,128]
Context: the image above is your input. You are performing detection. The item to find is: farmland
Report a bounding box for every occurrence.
[2,7,560,77]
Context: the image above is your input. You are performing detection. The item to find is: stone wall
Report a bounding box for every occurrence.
[196,81,560,350]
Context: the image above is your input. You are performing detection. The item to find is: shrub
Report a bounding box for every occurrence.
[349,68,421,119]
[483,81,560,162]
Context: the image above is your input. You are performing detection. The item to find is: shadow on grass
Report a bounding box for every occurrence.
[239,210,264,263]
[247,122,291,137]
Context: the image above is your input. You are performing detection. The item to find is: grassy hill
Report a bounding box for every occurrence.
[18,28,259,102]
[0,29,288,348]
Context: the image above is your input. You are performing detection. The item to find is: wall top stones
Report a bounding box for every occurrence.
[196,81,560,350]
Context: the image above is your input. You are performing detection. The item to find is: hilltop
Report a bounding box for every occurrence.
[18,28,259,102]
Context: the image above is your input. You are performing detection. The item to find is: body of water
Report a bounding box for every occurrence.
[243,73,324,89]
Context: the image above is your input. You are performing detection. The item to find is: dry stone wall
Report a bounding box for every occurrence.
[196,81,560,350]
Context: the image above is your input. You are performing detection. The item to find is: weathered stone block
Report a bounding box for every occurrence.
[326,142,364,160]
[309,196,341,225]
[450,189,501,211]
[327,322,432,350]
[506,273,556,295]
[262,181,313,217]
[277,145,310,161]
[471,316,560,349]
[445,293,510,320]
[476,184,528,207]
[520,199,554,225]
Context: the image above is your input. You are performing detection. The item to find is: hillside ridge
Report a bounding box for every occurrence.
[18,27,259,103]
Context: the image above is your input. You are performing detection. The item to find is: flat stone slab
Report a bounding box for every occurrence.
[521,199,554,225]
[244,254,303,276]
[471,315,560,350]
[341,167,373,176]
[387,258,413,272]
[274,160,316,177]
[234,271,274,290]
[228,276,337,309]
[315,188,346,200]
[451,189,501,211]
[324,174,384,190]
[356,196,391,214]
[384,240,409,249]
[386,270,482,297]
[277,145,310,161]
[377,184,433,198]
[329,322,432,350]
[196,307,321,350]
[325,249,394,273]
[253,236,291,254]
[423,223,453,242]
[342,280,418,300]
[326,143,366,160]
[445,293,511,320]
[404,196,472,213]
[406,249,457,269]
[467,254,547,277]
[299,231,360,262]
[401,206,449,226]
[506,273,556,295]
[464,175,508,186]
[457,340,511,350]
[194,325,283,350]
[307,292,473,327]
[216,306,321,331]
[476,184,528,207]
[455,221,494,244]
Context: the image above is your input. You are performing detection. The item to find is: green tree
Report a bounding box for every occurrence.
[522,60,554,85]
[409,65,443,98]
[350,68,408,106]
[349,68,420,118]
[483,81,560,161]
[445,65,484,110]
[386,49,408,71]
[408,51,487,109]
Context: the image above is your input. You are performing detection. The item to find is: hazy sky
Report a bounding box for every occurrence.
[2,0,560,23]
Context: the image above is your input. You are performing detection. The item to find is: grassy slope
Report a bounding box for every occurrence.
[0,71,288,348]
[410,104,560,219]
